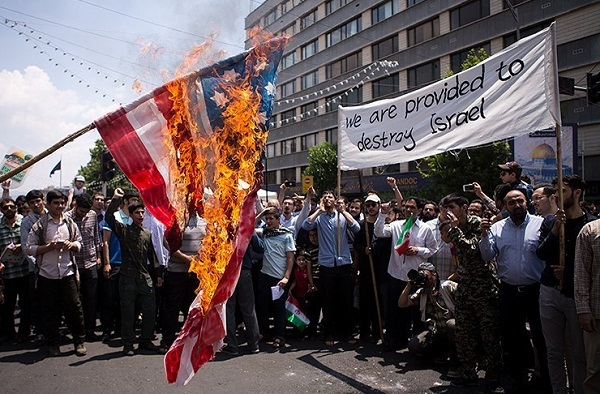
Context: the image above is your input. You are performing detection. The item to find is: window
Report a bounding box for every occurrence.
[407,0,425,6]
[282,23,296,36]
[326,128,338,144]
[301,9,317,30]
[281,168,296,183]
[326,0,350,15]
[281,80,295,98]
[301,102,318,119]
[450,0,490,30]
[282,0,293,13]
[503,21,550,47]
[281,108,296,125]
[407,18,440,47]
[281,52,295,70]
[326,17,362,47]
[301,133,317,151]
[326,52,362,79]
[372,35,398,60]
[407,60,440,89]
[372,73,399,99]
[372,1,397,24]
[281,139,297,155]
[450,43,490,74]
[264,8,277,25]
[266,144,275,158]
[265,171,276,185]
[301,40,318,60]
[326,86,362,113]
[301,71,318,90]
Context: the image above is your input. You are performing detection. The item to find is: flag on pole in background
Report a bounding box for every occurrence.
[49,160,61,177]
[94,37,286,386]
[395,214,415,255]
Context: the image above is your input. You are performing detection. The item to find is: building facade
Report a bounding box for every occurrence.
[245,0,600,199]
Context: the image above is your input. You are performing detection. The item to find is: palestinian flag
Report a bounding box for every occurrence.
[285,295,310,331]
[395,214,416,255]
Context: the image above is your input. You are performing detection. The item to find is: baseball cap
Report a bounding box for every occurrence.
[365,194,381,204]
[418,262,436,272]
[498,161,522,175]
[74,175,85,182]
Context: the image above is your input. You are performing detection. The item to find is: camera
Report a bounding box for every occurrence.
[284,180,296,187]
[407,269,427,289]
[462,183,475,192]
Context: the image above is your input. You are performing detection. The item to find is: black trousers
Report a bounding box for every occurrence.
[37,275,85,346]
[160,271,198,347]
[320,265,354,339]
[0,274,31,339]
[79,268,98,336]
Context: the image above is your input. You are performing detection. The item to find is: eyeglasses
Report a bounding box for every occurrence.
[364,202,379,208]
[1,205,16,211]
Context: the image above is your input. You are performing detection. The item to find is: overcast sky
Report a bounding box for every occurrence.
[0,0,258,194]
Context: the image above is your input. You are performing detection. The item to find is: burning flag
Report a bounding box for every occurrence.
[94,36,287,385]
[395,214,416,255]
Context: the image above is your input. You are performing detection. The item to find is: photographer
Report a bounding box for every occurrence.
[398,262,459,376]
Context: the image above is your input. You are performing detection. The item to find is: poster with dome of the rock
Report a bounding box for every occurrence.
[513,124,577,184]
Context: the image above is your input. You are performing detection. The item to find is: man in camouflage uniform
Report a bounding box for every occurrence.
[443,194,502,390]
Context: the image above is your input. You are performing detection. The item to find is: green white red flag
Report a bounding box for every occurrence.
[395,214,415,255]
[285,295,310,331]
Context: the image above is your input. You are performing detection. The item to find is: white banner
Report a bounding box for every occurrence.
[338,23,560,170]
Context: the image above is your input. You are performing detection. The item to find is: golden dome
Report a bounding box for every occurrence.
[531,143,556,159]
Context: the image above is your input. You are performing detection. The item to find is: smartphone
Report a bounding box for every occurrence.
[462,183,475,192]
[284,180,296,187]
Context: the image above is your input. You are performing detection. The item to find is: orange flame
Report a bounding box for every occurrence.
[164,31,280,313]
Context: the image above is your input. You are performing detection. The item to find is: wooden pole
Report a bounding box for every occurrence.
[555,122,565,287]
[0,123,96,184]
[358,170,385,343]
[337,167,341,259]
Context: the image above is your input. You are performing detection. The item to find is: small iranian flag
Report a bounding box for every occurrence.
[395,214,416,255]
[285,295,310,331]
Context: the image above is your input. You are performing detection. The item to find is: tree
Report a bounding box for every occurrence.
[420,48,511,198]
[78,139,132,194]
[303,142,338,195]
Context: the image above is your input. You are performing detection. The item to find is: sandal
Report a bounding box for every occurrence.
[271,337,284,349]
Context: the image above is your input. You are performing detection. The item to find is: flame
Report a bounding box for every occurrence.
[164,31,280,313]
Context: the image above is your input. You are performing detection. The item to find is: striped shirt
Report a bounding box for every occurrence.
[0,215,28,279]
[65,208,101,270]
[575,220,600,319]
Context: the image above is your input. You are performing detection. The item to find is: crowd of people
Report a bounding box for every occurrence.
[0,160,599,394]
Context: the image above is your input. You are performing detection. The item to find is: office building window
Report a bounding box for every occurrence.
[265,170,277,185]
[407,0,425,6]
[281,80,295,98]
[301,40,318,59]
[264,8,277,25]
[407,60,440,88]
[281,168,296,183]
[301,133,317,151]
[450,43,490,74]
[372,0,397,24]
[281,52,295,70]
[450,0,490,30]
[301,71,318,90]
[326,128,338,144]
[301,102,318,119]
[266,144,275,158]
[372,35,398,60]
[281,108,296,125]
[326,52,362,79]
[326,86,362,112]
[281,139,297,155]
[326,17,362,47]
[407,18,440,47]
[326,0,350,15]
[301,9,317,30]
[372,73,399,99]
[282,0,293,13]
[282,23,296,37]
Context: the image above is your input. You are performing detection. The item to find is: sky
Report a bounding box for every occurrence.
[0,0,259,195]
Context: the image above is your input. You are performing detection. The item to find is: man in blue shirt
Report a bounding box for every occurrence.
[480,189,550,393]
[303,190,360,346]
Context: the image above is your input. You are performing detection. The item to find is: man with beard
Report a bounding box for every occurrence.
[421,201,437,222]
[537,175,594,394]
[279,196,297,231]
[353,194,382,342]
[480,189,550,393]
[303,190,360,346]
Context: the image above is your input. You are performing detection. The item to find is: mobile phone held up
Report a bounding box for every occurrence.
[284,180,296,187]
[462,183,475,192]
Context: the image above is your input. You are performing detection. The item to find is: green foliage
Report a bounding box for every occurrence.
[78,139,132,194]
[421,47,511,198]
[302,142,338,195]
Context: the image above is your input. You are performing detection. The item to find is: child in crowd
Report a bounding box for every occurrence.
[289,248,310,309]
